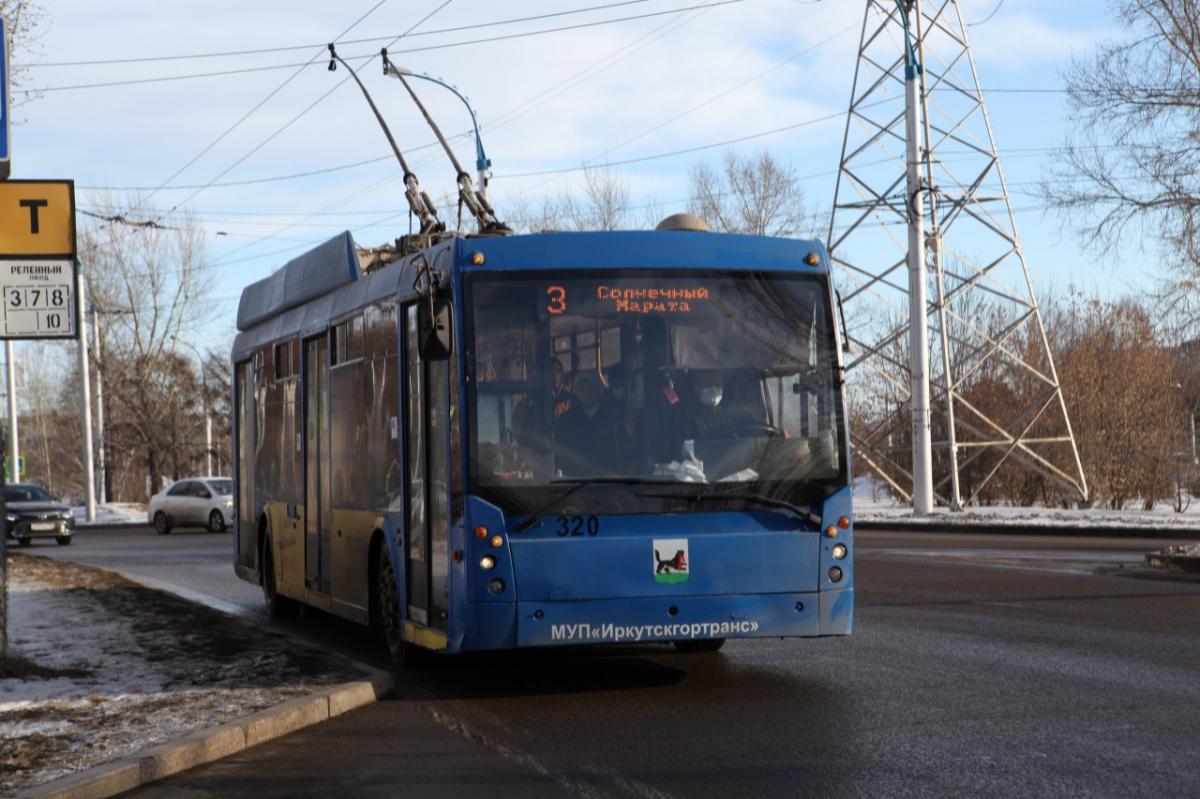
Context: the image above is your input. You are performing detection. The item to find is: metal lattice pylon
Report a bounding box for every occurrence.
[828,0,1089,509]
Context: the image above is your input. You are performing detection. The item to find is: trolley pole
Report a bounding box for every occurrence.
[901,0,934,514]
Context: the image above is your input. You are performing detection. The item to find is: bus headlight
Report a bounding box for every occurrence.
[488,578,506,595]
[479,555,496,570]
[828,566,843,583]
[832,543,847,560]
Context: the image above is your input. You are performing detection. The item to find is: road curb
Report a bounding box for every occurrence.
[18,671,394,799]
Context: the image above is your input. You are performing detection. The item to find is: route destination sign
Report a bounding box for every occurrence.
[0,180,78,339]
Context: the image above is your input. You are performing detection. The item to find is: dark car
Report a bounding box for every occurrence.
[4,483,75,546]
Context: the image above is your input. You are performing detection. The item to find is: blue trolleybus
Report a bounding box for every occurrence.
[232,220,853,662]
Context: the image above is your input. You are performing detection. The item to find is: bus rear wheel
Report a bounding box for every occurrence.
[262,536,299,618]
[673,638,726,653]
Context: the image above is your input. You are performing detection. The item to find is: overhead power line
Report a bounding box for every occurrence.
[497,110,852,179]
[20,0,744,95]
[19,0,658,68]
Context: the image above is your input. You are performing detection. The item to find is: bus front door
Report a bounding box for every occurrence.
[404,304,450,633]
[304,335,331,593]
[234,360,256,573]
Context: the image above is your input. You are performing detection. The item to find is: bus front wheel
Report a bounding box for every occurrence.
[375,544,421,668]
[262,536,299,618]
[673,638,726,653]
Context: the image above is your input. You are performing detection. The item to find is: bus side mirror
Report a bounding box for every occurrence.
[418,298,453,361]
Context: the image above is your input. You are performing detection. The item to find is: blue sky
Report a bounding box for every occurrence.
[9,0,1131,347]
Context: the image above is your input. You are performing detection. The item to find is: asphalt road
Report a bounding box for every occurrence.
[32,525,1200,798]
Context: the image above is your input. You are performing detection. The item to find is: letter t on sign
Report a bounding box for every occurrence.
[19,199,48,234]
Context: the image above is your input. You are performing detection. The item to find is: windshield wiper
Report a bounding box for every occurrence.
[515,478,669,533]
[636,487,821,525]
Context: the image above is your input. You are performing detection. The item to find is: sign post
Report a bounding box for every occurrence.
[1,14,9,668]
[0,16,10,180]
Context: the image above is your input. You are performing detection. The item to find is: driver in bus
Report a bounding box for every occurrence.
[555,370,625,475]
[678,371,758,441]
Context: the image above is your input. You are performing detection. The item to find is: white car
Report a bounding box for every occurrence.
[148,477,234,534]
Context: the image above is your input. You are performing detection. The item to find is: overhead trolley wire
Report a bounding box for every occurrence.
[21,0,744,95]
[130,0,395,220]
[79,4,711,194]
[119,1,454,241]
[21,1,660,68]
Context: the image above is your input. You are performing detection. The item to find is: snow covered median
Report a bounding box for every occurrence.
[0,554,371,795]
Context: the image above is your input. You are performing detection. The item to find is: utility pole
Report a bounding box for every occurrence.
[77,270,95,522]
[91,306,106,503]
[5,341,16,484]
[900,1,933,514]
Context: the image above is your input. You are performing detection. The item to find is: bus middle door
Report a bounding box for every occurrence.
[303,334,331,594]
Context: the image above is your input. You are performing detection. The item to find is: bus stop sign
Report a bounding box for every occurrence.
[0,180,78,339]
[1,16,10,180]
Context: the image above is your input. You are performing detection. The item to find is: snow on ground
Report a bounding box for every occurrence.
[0,554,370,794]
[71,502,148,526]
[852,473,1200,530]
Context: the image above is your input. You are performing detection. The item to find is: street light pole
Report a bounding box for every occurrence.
[382,64,492,202]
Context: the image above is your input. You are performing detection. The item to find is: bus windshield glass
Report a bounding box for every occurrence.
[467,270,846,513]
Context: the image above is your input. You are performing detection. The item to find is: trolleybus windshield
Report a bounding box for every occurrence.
[466,270,846,515]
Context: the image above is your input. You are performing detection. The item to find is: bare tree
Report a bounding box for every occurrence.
[1051,292,1184,509]
[19,341,69,495]
[542,165,634,231]
[1045,0,1200,336]
[1,0,47,109]
[688,150,815,237]
[80,205,212,497]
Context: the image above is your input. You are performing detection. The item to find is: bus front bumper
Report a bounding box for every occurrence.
[510,588,853,648]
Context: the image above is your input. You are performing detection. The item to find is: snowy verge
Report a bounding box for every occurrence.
[0,553,370,795]
[853,474,1200,530]
[70,503,148,526]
